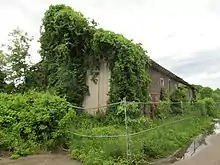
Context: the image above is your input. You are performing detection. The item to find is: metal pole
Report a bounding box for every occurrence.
[124,97,131,164]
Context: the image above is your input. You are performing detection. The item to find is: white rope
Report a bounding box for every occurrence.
[70,116,195,138]
[72,101,220,111]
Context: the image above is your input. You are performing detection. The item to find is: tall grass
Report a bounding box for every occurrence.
[69,113,212,165]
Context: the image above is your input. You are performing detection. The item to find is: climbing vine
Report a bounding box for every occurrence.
[39,4,150,106]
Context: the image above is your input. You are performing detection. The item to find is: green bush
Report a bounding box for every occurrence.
[160,88,169,101]
[170,86,188,115]
[156,101,171,119]
[193,100,206,116]
[0,91,75,157]
[203,97,218,117]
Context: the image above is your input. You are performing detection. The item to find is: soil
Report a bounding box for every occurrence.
[0,153,82,165]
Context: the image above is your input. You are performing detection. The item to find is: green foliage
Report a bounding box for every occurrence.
[70,126,126,165]
[160,88,169,101]
[194,99,206,116]
[156,101,171,119]
[170,86,188,103]
[202,97,218,117]
[170,86,188,115]
[1,28,33,84]
[0,70,6,92]
[68,111,211,164]
[0,51,7,92]
[212,88,220,102]
[199,87,213,99]
[39,4,94,105]
[36,4,150,106]
[24,61,48,91]
[91,29,150,103]
[130,116,211,163]
[0,91,75,157]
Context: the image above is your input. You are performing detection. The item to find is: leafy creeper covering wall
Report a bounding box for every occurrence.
[39,4,150,106]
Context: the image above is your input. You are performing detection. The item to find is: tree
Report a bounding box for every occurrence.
[1,28,33,84]
[0,70,6,92]
[0,51,6,92]
[23,61,48,91]
[199,87,213,99]
[213,88,220,102]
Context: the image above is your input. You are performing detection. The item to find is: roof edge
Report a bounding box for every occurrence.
[150,59,194,89]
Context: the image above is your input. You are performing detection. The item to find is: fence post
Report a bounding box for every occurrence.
[181,101,183,114]
[124,97,131,164]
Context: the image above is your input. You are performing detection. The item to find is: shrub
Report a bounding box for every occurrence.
[170,86,188,115]
[156,101,171,119]
[193,99,206,116]
[0,91,75,157]
[160,88,169,101]
[203,97,218,117]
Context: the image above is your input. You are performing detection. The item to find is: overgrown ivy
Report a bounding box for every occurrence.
[39,4,150,106]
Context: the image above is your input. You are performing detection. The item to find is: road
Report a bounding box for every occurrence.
[0,154,81,165]
[169,133,220,165]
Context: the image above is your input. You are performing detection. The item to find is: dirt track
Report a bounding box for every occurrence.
[169,133,220,165]
[0,154,81,165]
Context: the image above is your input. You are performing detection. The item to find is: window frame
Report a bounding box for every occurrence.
[168,79,171,91]
[159,78,164,87]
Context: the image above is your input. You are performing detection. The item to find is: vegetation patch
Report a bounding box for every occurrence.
[69,113,211,165]
[27,4,150,107]
[0,3,220,165]
[0,91,75,158]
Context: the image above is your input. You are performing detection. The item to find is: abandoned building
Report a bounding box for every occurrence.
[82,59,194,112]
[149,60,194,103]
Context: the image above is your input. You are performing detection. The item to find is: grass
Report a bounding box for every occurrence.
[68,114,212,165]
[130,116,211,163]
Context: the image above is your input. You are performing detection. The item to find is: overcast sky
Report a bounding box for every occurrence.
[0,0,220,89]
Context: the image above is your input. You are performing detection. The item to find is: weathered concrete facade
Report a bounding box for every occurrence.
[82,62,110,113]
[83,60,194,113]
[149,60,194,100]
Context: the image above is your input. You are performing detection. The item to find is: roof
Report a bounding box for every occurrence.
[150,59,194,89]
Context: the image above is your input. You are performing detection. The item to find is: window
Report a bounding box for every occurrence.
[168,79,171,91]
[160,78,164,86]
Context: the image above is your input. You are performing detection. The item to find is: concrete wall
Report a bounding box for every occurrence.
[82,62,110,114]
[83,63,193,114]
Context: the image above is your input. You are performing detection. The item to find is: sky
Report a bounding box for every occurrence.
[0,0,220,89]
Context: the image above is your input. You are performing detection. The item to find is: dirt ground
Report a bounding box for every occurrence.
[169,133,220,165]
[0,154,81,165]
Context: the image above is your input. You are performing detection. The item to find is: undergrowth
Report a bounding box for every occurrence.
[0,91,75,158]
[0,91,218,164]
[68,102,214,165]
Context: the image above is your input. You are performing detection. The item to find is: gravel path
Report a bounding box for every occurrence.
[169,133,220,165]
[0,154,81,165]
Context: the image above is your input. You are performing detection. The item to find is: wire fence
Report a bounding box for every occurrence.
[69,99,220,164]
